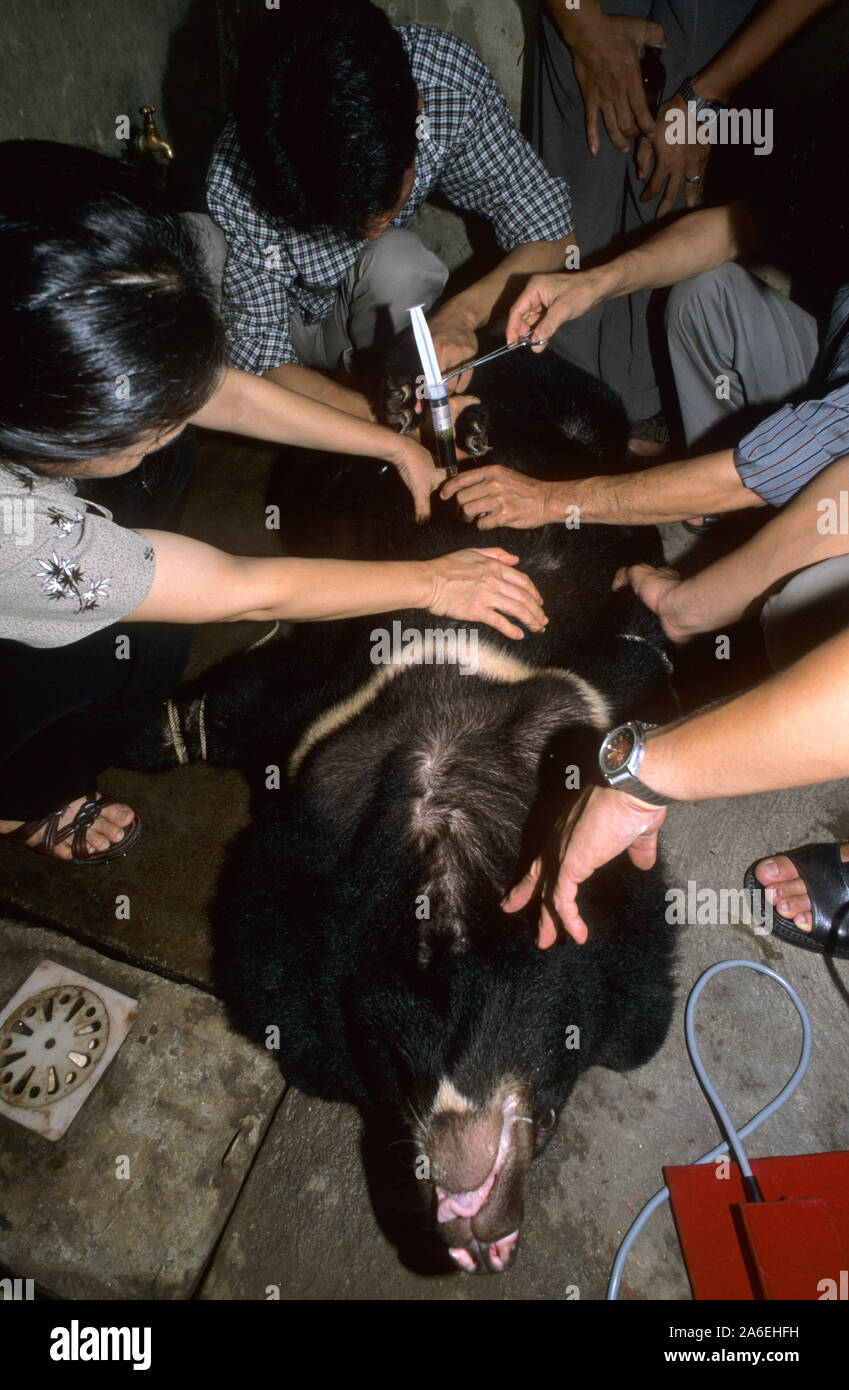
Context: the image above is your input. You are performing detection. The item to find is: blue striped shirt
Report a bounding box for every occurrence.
[735,285,849,506]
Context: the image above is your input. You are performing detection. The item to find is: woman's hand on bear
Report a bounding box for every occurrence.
[391,437,448,523]
[502,785,667,947]
[441,465,552,530]
[424,548,547,640]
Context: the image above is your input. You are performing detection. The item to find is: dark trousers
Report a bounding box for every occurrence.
[0,431,196,821]
[532,0,759,420]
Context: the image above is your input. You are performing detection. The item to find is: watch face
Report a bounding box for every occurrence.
[601,726,636,774]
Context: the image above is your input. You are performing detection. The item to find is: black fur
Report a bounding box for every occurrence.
[123,347,678,1270]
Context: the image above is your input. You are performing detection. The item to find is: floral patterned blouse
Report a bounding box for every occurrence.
[0,462,156,648]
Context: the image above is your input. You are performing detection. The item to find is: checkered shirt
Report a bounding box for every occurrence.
[205,24,574,373]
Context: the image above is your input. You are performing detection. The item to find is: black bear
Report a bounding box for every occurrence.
[126,346,678,1275]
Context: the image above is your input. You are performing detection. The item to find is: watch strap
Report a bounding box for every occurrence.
[615,776,670,808]
[680,76,725,117]
[599,721,672,805]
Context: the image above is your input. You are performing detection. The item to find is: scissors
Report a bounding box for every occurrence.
[441,332,551,383]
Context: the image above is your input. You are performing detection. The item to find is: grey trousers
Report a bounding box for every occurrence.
[665,262,820,451]
[532,0,758,420]
[664,260,849,669]
[289,226,449,372]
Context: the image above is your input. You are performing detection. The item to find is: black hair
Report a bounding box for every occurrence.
[235,0,418,238]
[0,140,225,472]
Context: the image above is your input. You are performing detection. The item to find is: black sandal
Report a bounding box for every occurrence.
[681,515,719,535]
[744,842,849,958]
[4,792,142,865]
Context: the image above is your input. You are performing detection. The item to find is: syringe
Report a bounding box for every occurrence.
[408,303,459,478]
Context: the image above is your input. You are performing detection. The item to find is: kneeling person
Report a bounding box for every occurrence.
[206,0,576,416]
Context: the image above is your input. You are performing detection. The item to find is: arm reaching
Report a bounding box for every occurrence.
[127,530,547,640]
[614,450,849,639]
[442,447,761,534]
[191,366,445,522]
[505,203,756,346]
[504,621,849,945]
[430,236,578,394]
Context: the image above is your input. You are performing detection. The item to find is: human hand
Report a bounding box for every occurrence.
[612,562,694,642]
[568,13,667,155]
[424,548,547,639]
[428,306,479,395]
[391,436,446,523]
[441,464,551,531]
[502,784,667,946]
[505,271,606,348]
[636,91,711,216]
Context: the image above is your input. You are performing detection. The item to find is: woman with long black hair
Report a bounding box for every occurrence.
[0,142,545,864]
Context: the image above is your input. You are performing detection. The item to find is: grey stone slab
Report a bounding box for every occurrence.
[196,1061,686,1301]
[200,781,849,1301]
[0,921,285,1300]
[0,763,250,993]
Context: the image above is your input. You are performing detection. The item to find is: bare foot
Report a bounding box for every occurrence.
[754,843,849,932]
[0,796,136,860]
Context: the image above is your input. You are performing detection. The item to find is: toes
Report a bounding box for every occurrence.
[754,858,818,930]
[774,893,812,920]
[754,854,799,887]
[94,817,125,844]
[13,796,135,859]
[766,885,813,931]
[764,876,809,910]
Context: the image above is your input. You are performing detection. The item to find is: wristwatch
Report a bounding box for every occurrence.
[598,721,672,806]
[679,76,726,124]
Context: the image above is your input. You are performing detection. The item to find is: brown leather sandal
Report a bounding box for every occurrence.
[5,792,142,864]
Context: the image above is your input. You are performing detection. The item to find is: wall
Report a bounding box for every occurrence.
[375,0,533,122]
[0,0,224,208]
[2,0,848,262]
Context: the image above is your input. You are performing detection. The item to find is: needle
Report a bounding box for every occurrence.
[441,333,551,383]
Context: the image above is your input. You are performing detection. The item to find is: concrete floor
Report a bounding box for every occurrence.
[1,435,848,1302]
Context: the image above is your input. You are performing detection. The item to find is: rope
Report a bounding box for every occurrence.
[618,630,675,676]
[245,620,281,651]
[164,623,278,766]
[197,693,207,762]
[165,698,189,766]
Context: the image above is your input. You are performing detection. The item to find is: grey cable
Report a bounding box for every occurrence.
[606,958,812,1300]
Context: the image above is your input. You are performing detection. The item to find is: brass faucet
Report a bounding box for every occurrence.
[135,107,174,161]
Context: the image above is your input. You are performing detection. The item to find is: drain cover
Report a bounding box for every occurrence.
[0,986,110,1109]
[0,960,137,1141]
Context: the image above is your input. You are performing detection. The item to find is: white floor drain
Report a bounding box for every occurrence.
[0,961,137,1141]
